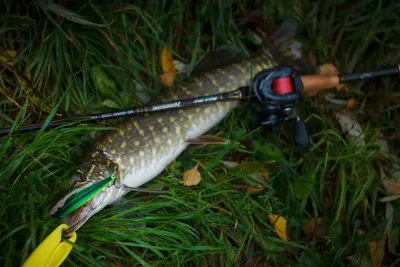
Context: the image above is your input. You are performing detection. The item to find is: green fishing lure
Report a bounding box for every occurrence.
[52,175,115,218]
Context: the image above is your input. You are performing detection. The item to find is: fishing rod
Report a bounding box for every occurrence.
[0,89,247,136]
[1,64,399,147]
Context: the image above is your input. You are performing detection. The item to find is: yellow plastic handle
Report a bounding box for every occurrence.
[23,224,77,267]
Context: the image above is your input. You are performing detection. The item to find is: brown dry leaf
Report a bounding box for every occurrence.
[268,214,288,240]
[382,179,400,195]
[369,229,386,267]
[318,63,339,75]
[347,98,357,109]
[183,164,201,186]
[247,184,264,193]
[303,217,326,240]
[248,167,268,193]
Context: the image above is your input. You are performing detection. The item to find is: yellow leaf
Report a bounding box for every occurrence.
[160,47,177,86]
[183,164,201,186]
[0,50,17,63]
[161,47,176,75]
[369,229,386,267]
[160,71,175,87]
[268,214,288,240]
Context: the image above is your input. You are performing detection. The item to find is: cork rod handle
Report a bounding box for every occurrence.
[300,74,340,93]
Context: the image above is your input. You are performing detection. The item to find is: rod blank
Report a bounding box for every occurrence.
[0,88,245,136]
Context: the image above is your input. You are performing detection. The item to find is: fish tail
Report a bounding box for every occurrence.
[255,19,317,74]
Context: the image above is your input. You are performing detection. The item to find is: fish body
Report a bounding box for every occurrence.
[50,21,304,233]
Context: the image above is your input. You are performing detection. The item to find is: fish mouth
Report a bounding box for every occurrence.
[61,204,96,236]
[49,185,102,235]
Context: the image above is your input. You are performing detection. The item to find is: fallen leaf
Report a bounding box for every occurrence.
[222,160,268,193]
[160,71,175,87]
[183,164,201,186]
[221,160,239,169]
[369,229,386,267]
[334,110,365,145]
[382,179,400,195]
[260,168,269,180]
[268,214,288,240]
[303,217,326,240]
[318,63,339,75]
[247,186,264,193]
[161,47,176,75]
[160,47,177,86]
[347,98,357,109]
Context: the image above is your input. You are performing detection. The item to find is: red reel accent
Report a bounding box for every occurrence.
[271,77,293,95]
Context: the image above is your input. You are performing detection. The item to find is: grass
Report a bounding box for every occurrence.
[1,0,400,266]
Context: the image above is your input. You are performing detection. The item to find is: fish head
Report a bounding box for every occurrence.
[49,154,123,235]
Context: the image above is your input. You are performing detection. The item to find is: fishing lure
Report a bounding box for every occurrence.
[51,175,115,218]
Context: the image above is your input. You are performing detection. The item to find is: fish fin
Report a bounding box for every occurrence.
[191,44,249,75]
[121,185,169,194]
[186,135,230,145]
[258,19,316,75]
[188,144,207,149]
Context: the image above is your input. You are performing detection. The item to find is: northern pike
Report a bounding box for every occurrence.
[49,21,307,234]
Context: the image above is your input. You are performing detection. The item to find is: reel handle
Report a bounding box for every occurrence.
[293,117,309,148]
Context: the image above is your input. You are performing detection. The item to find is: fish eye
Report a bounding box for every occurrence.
[73,171,86,183]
